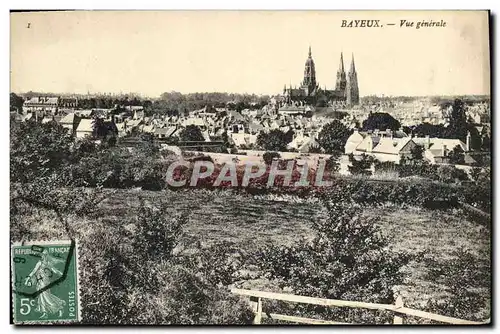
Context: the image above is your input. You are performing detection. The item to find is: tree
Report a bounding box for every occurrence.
[256,129,290,152]
[444,99,468,140]
[179,125,205,142]
[481,134,491,151]
[436,165,468,183]
[410,144,425,162]
[221,131,232,150]
[348,153,374,176]
[362,112,401,131]
[254,200,412,323]
[10,93,24,112]
[10,120,75,183]
[317,120,351,154]
[263,151,281,165]
[466,125,482,151]
[448,145,465,165]
[413,123,445,138]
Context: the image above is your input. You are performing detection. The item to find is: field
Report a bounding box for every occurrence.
[97,188,491,321]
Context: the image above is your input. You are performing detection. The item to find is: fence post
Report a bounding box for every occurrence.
[393,295,404,325]
[250,296,262,324]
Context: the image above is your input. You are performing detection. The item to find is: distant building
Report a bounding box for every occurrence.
[281,47,360,107]
[23,97,59,114]
[22,96,78,115]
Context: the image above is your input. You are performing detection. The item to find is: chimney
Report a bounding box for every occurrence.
[466,131,471,151]
[425,135,430,149]
[442,144,447,157]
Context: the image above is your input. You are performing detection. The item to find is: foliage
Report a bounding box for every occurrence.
[362,112,401,131]
[423,249,490,322]
[412,123,446,138]
[263,151,281,165]
[348,153,375,176]
[436,165,468,184]
[10,119,76,183]
[410,145,424,161]
[253,198,412,323]
[221,131,233,150]
[447,145,465,165]
[444,99,468,140]
[256,129,290,152]
[10,92,24,111]
[317,120,351,154]
[325,152,341,174]
[179,125,205,142]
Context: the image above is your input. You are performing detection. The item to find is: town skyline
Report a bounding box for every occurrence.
[11,11,490,97]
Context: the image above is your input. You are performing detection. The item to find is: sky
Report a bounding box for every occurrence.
[10,10,490,98]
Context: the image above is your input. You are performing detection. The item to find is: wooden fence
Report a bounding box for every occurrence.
[231,288,489,325]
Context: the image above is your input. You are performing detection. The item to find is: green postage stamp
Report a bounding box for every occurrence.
[11,240,81,324]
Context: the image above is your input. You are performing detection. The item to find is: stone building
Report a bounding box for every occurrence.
[281,47,360,107]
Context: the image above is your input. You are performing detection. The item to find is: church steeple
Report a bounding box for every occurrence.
[335,52,347,93]
[346,53,359,106]
[349,53,357,74]
[302,45,316,96]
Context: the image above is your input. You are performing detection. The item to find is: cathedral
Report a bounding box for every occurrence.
[282,46,360,107]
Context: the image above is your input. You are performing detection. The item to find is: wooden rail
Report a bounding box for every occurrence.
[231,288,489,325]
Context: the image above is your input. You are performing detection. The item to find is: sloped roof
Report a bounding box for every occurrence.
[76,119,94,133]
[298,137,320,153]
[59,113,77,124]
[182,117,206,127]
[412,137,466,151]
[227,110,245,121]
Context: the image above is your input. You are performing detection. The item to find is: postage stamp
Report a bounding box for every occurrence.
[11,239,81,324]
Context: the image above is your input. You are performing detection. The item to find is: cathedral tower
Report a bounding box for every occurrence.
[346,53,360,106]
[302,46,317,96]
[335,52,347,93]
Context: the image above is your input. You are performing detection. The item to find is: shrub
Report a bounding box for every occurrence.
[436,165,469,184]
[263,151,281,165]
[423,249,490,322]
[253,199,412,323]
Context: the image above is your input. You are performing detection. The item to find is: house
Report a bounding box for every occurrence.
[412,137,468,164]
[76,109,94,118]
[346,129,416,163]
[59,113,81,135]
[75,119,94,139]
[23,97,59,114]
[345,129,365,154]
[182,117,207,131]
[154,126,178,139]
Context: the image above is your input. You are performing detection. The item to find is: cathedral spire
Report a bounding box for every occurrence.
[350,53,356,73]
[346,53,359,106]
[339,52,345,72]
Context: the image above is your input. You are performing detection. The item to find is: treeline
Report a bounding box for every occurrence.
[153,92,270,115]
[361,94,490,107]
[11,91,271,116]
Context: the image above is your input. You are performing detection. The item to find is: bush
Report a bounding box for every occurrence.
[423,249,490,322]
[79,200,254,324]
[252,199,412,323]
[263,151,281,165]
[436,165,469,184]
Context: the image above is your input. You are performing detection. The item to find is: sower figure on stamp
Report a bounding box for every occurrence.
[25,250,66,319]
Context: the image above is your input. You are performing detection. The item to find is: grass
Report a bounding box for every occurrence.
[98,188,324,252]
[96,189,490,317]
[16,187,490,323]
[365,206,490,319]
